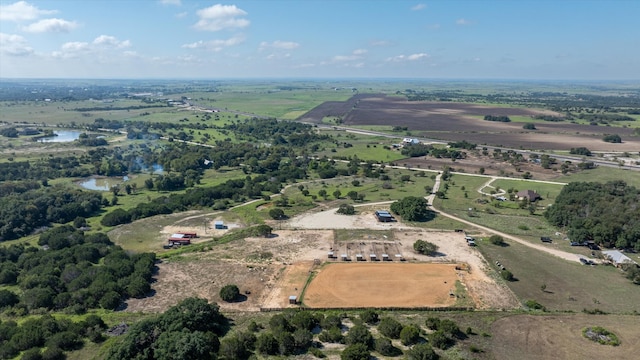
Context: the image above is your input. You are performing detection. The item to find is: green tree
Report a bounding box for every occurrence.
[359,309,379,325]
[489,235,505,246]
[390,196,434,221]
[413,239,438,255]
[400,324,421,346]
[256,332,278,355]
[269,208,286,220]
[428,330,451,349]
[341,343,370,360]
[375,337,402,356]
[333,189,342,199]
[523,123,537,130]
[219,284,240,302]
[405,343,439,360]
[0,289,19,308]
[345,325,374,349]
[337,203,355,215]
[378,317,403,339]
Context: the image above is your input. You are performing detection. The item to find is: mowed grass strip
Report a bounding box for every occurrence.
[476,238,640,313]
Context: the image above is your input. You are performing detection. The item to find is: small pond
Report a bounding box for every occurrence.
[78,177,127,191]
[37,130,84,143]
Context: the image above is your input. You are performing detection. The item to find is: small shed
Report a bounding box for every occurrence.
[289,295,297,304]
[341,254,349,261]
[382,254,390,261]
[369,254,377,261]
[327,251,335,259]
[214,221,225,229]
[356,254,364,261]
[516,190,541,202]
[395,254,404,261]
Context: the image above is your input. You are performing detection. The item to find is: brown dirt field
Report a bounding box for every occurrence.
[124,259,278,313]
[303,263,459,308]
[300,94,640,151]
[261,261,315,309]
[491,314,640,360]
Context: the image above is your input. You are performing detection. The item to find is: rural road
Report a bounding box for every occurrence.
[427,174,583,264]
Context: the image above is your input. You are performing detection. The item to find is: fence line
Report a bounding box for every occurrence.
[260,306,473,312]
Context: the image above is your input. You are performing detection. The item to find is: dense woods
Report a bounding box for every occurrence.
[545,181,640,251]
[0,227,155,358]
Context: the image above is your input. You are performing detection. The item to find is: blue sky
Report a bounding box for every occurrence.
[1,0,639,80]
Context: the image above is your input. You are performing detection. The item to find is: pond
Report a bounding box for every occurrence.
[78,177,126,191]
[37,130,84,143]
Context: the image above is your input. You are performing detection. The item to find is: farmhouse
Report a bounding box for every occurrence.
[516,189,541,202]
[402,138,421,145]
[602,250,637,267]
[374,210,394,222]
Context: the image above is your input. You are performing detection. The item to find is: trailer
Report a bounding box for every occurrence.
[168,233,193,245]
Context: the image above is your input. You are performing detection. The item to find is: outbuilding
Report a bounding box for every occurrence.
[214,221,225,229]
[289,295,297,304]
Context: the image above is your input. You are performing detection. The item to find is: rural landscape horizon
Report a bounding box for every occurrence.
[1,1,640,360]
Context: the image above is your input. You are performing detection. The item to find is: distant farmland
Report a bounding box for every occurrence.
[299,94,640,151]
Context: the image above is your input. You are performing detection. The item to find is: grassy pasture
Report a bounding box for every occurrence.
[555,167,640,188]
[476,238,640,314]
[288,169,435,203]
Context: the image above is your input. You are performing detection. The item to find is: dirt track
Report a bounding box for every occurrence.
[304,263,459,308]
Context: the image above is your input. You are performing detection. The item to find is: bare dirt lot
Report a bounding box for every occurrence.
[123,207,519,313]
[491,314,640,360]
[300,94,640,151]
[303,263,459,308]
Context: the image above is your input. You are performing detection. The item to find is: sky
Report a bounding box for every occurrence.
[0,0,639,80]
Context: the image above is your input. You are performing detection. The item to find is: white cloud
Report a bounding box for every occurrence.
[175,11,188,19]
[93,35,131,48]
[21,18,78,33]
[0,32,33,56]
[353,49,367,55]
[159,0,181,5]
[332,55,359,62]
[258,40,300,51]
[0,1,57,21]
[193,4,249,31]
[411,4,426,11]
[370,40,390,47]
[182,35,245,51]
[456,18,472,25]
[51,36,131,59]
[428,23,441,30]
[386,53,430,62]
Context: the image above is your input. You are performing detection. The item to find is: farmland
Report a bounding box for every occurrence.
[1,79,639,360]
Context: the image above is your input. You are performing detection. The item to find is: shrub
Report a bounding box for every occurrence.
[489,235,505,246]
[378,317,403,339]
[345,325,374,349]
[399,324,421,346]
[341,343,370,360]
[359,309,379,325]
[425,317,441,330]
[428,330,451,349]
[337,204,355,215]
[219,284,240,302]
[319,327,344,343]
[582,326,620,346]
[525,299,546,311]
[501,269,515,281]
[375,337,402,356]
[269,208,286,220]
[405,343,439,360]
[602,134,622,143]
[523,123,537,130]
[413,240,438,256]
